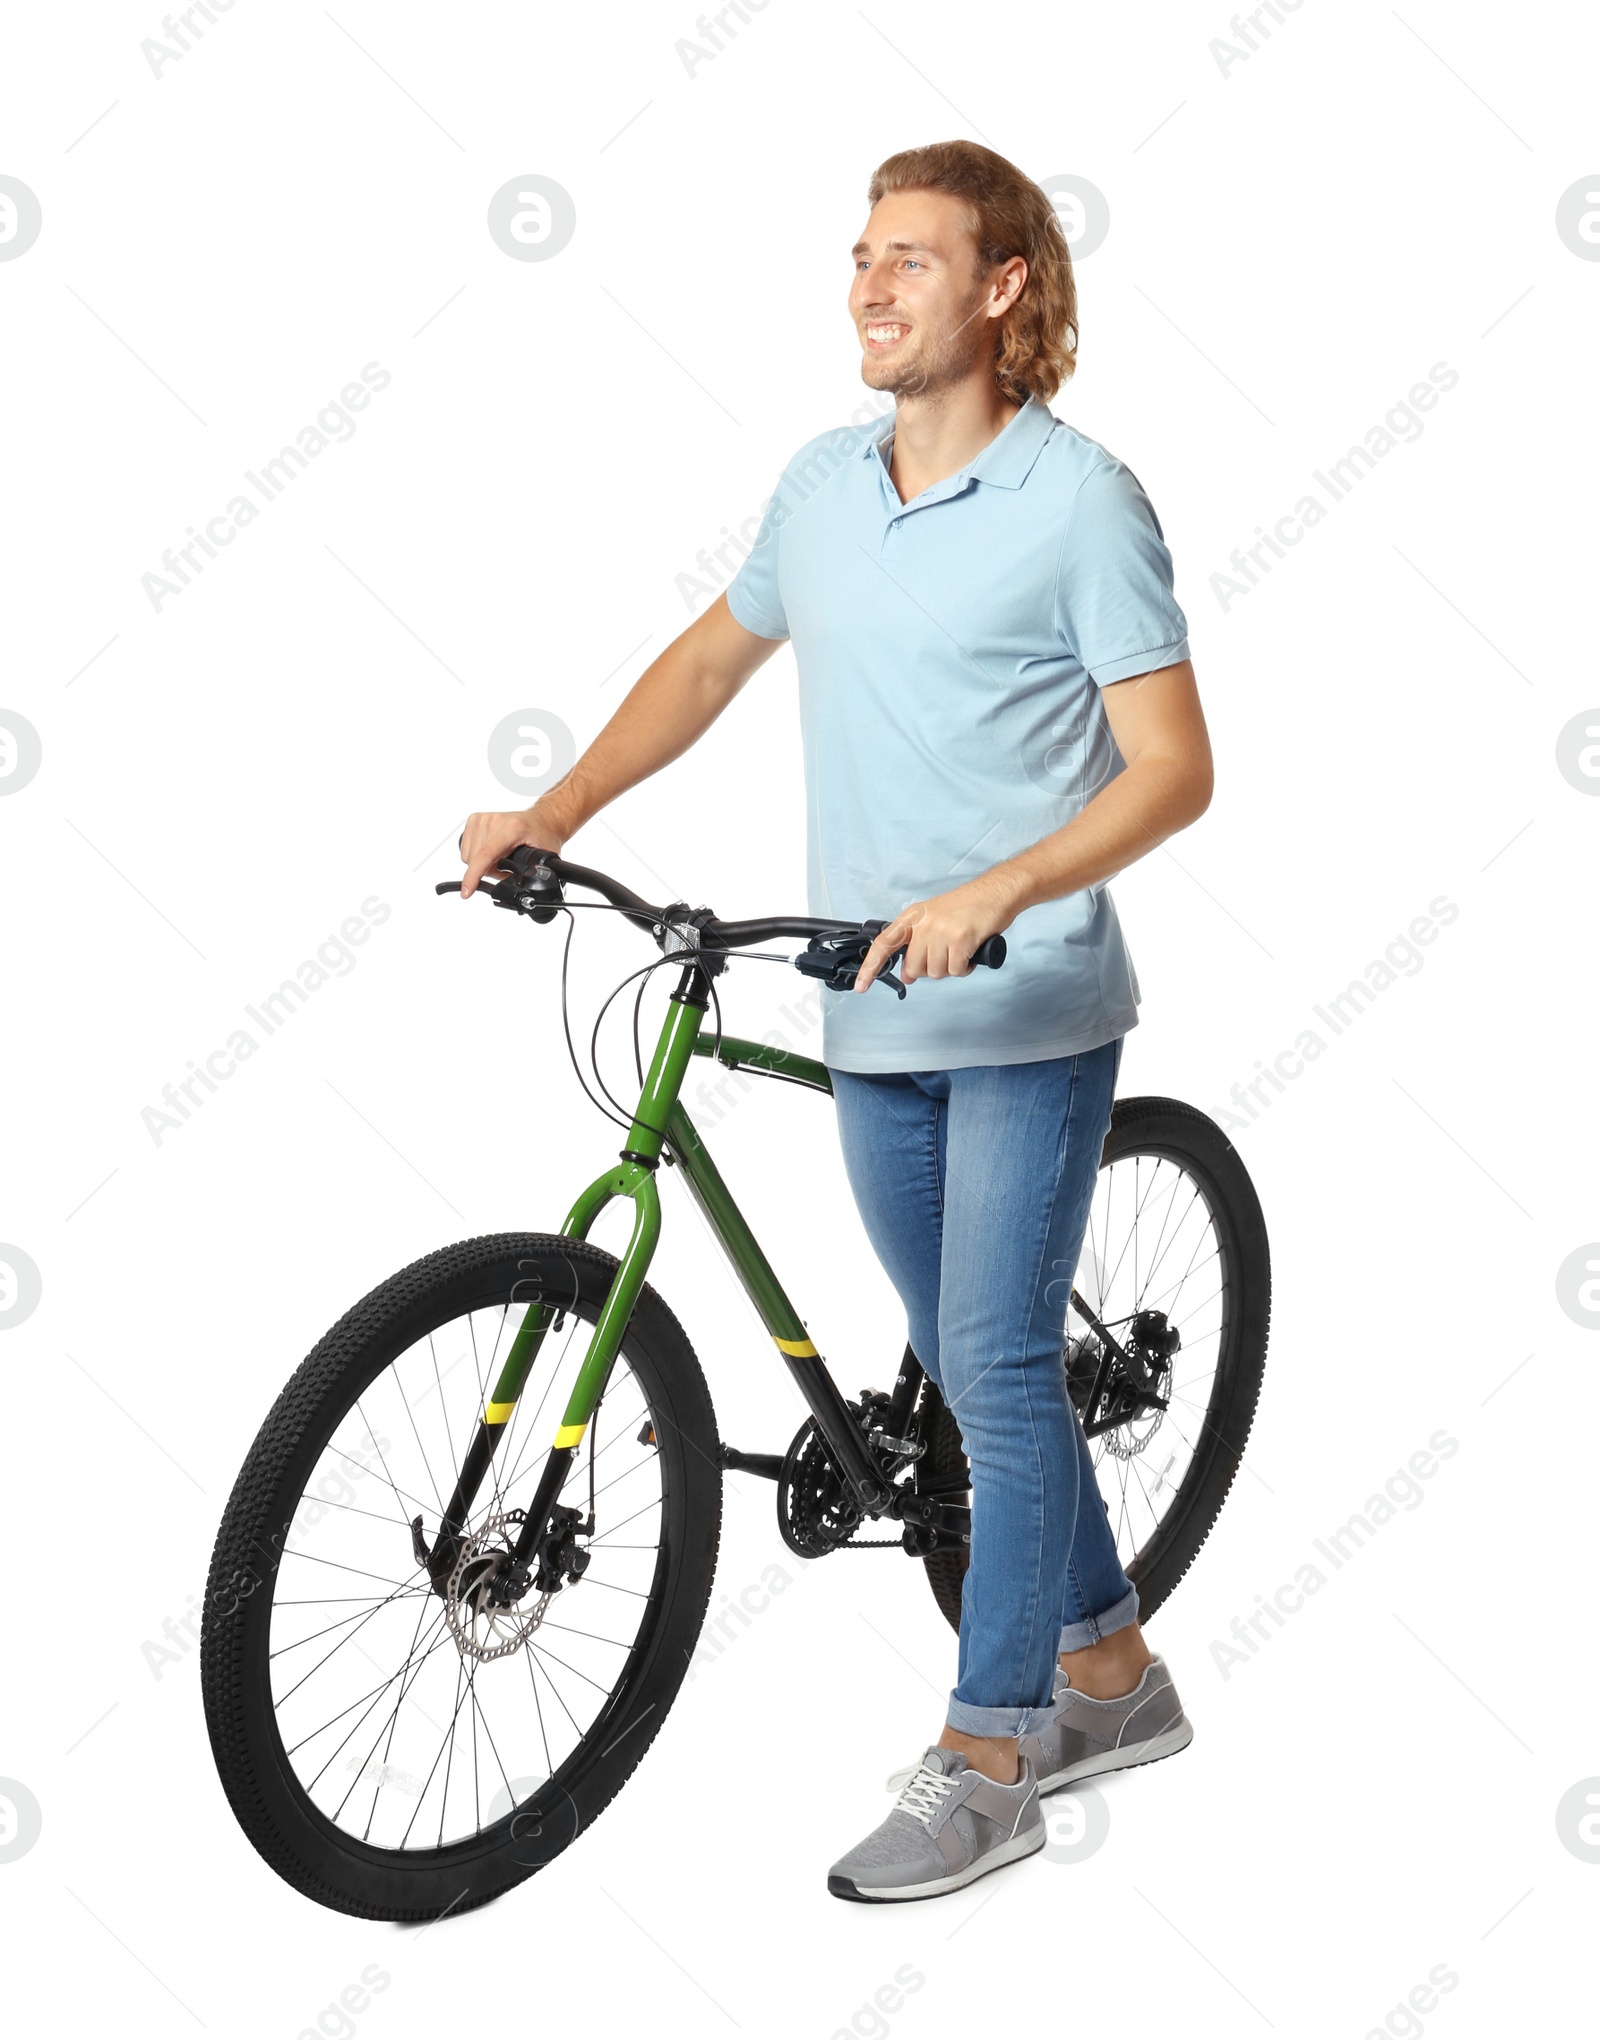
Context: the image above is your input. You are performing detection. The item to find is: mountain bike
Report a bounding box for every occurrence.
[201,848,1270,1919]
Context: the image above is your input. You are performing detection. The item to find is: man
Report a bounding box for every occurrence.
[461,139,1213,1901]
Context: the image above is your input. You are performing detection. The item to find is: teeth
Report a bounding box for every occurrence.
[867,324,908,342]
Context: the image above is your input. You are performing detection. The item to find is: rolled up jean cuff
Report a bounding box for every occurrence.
[1058,1582,1141,1655]
[944,1694,1058,1739]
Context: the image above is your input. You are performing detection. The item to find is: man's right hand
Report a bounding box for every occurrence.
[459,802,569,898]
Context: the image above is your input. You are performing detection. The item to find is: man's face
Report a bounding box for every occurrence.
[849,189,999,401]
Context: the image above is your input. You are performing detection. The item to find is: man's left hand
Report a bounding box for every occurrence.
[852,873,1022,993]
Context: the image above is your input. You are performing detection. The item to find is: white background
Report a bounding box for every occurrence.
[3,0,1597,2033]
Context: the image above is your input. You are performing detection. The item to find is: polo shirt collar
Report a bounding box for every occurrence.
[862,393,1056,497]
[969,393,1056,488]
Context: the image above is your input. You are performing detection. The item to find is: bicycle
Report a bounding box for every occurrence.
[201,847,1270,1919]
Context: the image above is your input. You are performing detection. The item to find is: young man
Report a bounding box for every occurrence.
[461,140,1213,1901]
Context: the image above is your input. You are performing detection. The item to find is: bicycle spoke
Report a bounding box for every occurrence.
[294,1612,454,1778]
[521,1635,617,1699]
[522,1636,554,1777]
[537,1617,640,1649]
[522,1643,588,1739]
[352,1395,423,1532]
[349,1594,439,1837]
[1142,1212,1213,1317]
[270,1583,430,1659]
[276,1546,421,1592]
[273,1569,430,1707]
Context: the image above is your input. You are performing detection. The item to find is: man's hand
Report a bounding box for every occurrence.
[852,871,1022,992]
[459,799,570,898]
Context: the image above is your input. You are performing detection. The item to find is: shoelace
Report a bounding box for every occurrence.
[892,1763,958,1829]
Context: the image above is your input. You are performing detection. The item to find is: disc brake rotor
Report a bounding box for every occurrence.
[443,1509,553,1663]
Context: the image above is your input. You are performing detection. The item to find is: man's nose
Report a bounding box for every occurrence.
[852,259,893,307]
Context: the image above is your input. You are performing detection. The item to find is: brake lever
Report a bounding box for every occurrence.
[858,919,909,999]
[432,876,530,912]
[793,928,908,999]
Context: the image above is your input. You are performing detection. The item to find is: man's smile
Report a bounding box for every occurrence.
[863,320,912,350]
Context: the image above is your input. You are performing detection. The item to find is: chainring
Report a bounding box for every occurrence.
[776,1400,904,1555]
[777,1420,862,1557]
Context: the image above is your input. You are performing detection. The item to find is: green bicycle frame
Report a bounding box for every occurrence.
[428,965,890,1586]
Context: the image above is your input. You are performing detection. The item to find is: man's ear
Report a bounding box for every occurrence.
[991,255,1027,318]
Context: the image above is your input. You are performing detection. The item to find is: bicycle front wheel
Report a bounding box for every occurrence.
[919,1096,1270,1632]
[201,1233,721,1919]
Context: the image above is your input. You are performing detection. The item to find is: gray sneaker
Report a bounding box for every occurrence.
[829,1746,1045,1903]
[1020,1654,1193,1794]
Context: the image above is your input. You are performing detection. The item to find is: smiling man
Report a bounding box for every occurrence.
[460,139,1213,1902]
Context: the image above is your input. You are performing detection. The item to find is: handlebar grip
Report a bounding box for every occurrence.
[861,922,1007,971]
[502,845,558,876]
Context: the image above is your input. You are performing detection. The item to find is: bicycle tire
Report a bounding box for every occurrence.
[201,1232,721,1919]
[918,1097,1270,1633]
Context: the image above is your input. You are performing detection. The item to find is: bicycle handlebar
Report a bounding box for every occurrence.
[435,845,1007,992]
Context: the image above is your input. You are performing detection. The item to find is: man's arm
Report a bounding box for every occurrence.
[459,594,783,895]
[854,658,1214,987]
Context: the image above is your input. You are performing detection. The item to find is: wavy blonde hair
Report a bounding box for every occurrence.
[866,140,1078,405]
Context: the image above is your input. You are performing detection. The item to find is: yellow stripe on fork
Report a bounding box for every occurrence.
[484,1400,516,1425]
[552,1421,587,1449]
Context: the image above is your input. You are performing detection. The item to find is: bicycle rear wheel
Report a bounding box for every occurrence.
[919,1097,1269,1632]
[201,1233,721,1919]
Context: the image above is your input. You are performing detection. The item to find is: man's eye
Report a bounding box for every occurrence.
[903,260,921,271]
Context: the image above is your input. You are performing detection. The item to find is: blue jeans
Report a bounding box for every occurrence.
[829,1041,1139,1737]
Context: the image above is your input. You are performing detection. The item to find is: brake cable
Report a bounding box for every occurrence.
[466,874,830,1133]
[582,940,715,1128]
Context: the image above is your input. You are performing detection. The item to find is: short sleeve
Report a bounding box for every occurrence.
[1054,459,1190,685]
[725,481,790,641]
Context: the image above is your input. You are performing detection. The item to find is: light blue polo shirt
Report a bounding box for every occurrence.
[726,394,1190,1074]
